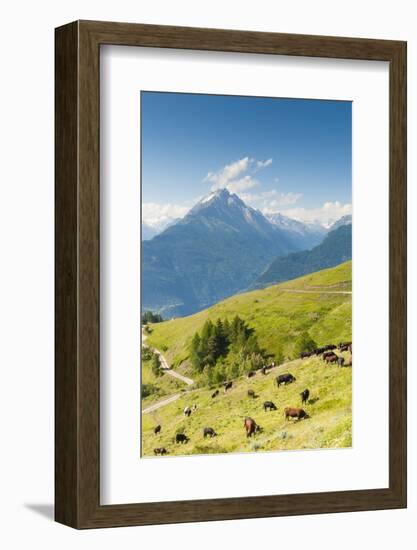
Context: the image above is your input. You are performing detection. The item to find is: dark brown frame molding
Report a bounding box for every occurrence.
[55,20,407,528]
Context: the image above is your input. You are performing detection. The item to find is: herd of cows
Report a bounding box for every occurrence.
[151,340,352,456]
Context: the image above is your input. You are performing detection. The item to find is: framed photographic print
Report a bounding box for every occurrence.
[55,20,407,528]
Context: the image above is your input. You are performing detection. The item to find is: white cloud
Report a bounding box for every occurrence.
[204,157,251,190]
[241,189,303,210]
[255,158,273,170]
[204,156,272,192]
[227,175,259,192]
[142,202,190,229]
[278,201,352,226]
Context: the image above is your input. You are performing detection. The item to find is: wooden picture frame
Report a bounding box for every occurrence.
[55,20,407,528]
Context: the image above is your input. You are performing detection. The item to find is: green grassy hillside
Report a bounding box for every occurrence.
[142,353,352,457]
[146,261,352,372]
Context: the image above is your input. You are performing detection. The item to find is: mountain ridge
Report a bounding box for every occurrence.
[252,223,352,289]
[142,189,301,317]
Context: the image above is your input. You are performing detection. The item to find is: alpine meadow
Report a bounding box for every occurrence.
[140,91,352,458]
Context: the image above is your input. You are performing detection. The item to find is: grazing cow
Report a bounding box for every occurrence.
[203,427,217,438]
[183,406,192,417]
[261,363,274,374]
[321,344,336,351]
[247,389,256,398]
[154,424,161,435]
[284,407,308,421]
[224,381,233,392]
[300,351,312,359]
[338,341,352,351]
[300,389,310,404]
[337,356,345,367]
[244,417,260,438]
[276,373,296,387]
[154,447,167,455]
[324,354,338,364]
[323,351,336,359]
[175,433,189,444]
[211,389,219,398]
[247,370,256,378]
[263,401,277,412]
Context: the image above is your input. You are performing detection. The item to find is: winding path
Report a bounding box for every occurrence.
[142,393,182,414]
[281,289,352,295]
[142,329,194,414]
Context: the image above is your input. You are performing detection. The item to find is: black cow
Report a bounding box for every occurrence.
[223,381,233,392]
[211,389,219,398]
[154,424,161,435]
[300,389,310,404]
[175,433,189,444]
[325,344,337,351]
[203,427,217,438]
[247,370,256,378]
[263,401,277,412]
[154,447,167,455]
[276,373,296,387]
[300,351,312,359]
[247,389,256,398]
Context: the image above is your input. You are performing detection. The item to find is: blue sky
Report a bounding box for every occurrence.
[141,91,352,228]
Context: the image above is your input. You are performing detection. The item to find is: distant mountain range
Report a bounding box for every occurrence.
[252,223,352,289]
[141,188,352,318]
[266,212,327,250]
[328,214,352,231]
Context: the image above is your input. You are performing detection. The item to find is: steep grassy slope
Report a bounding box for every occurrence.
[142,353,352,457]
[145,261,352,372]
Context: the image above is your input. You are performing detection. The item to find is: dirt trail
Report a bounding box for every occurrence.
[142,329,194,414]
[142,393,182,414]
[281,289,352,295]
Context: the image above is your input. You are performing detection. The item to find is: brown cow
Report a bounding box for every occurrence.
[244,417,260,437]
[247,389,256,398]
[284,407,308,421]
[324,354,338,364]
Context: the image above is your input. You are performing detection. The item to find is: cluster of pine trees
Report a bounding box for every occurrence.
[189,316,271,384]
[142,310,164,324]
